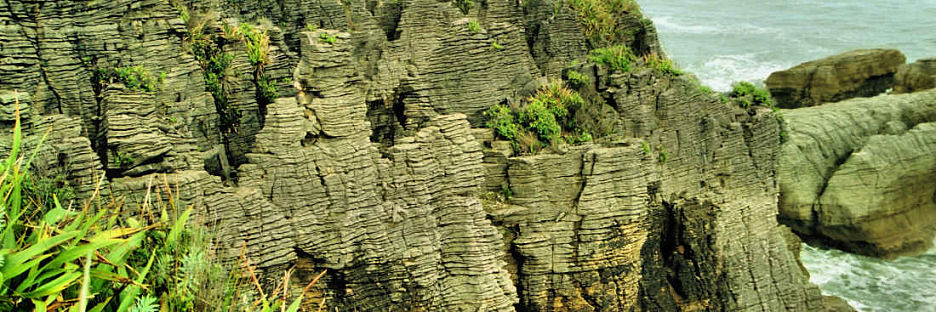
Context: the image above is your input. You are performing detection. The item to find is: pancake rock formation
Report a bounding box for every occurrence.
[0,0,843,310]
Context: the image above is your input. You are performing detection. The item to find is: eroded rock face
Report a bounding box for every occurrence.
[0,0,830,310]
[778,90,936,258]
[765,49,906,108]
[893,57,936,94]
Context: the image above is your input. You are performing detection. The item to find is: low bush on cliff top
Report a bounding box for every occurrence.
[729,81,772,108]
[566,0,641,42]
[485,80,591,155]
[0,98,322,311]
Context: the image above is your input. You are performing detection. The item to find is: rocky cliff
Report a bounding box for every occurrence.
[0,0,828,310]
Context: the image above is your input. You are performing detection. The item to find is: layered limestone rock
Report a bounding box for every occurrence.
[765,49,906,108]
[893,57,936,94]
[778,90,936,258]
[0,0,834,310]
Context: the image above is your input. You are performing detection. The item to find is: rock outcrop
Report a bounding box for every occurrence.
[765,49,906,108]
[0,0,834,310]
[893,57,936,94]
[778,89,936,258]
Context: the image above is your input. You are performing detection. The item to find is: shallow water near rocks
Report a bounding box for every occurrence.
[638,1,936,311]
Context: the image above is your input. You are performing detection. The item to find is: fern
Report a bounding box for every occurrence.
[130,295,159,312]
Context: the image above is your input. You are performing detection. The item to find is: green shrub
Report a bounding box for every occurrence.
[644,53,681,76]
[658,146,668,164]
[491,38,504,50]
[95,66,160,92]
[567,0,641,42]
[483,81,590,155]
[484,104,520,140]
[113,150,136,168]
[467,21,481,33]
[566,70,590,87]
[318,33,337,45]
[641,140,650,155]
[698,85,713,94]
[589,45,635,72]
[729,81,772,108]
[520,100,563,143]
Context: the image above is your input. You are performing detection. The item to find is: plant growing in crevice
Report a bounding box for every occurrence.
[589,45,635,72]
[95,66,161,92]
[318,32,337,45]
[484,80,591,155]
[658,146,668,164]
[566,0,642,42]
[728,81,772,108]
[565,70,589,88]
[643,53,681,76]
[490,37,504,50]
[467,20,481,33]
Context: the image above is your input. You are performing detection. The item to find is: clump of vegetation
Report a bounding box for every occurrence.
[484,80,591,155]
[565,70,590,88]
[185,9,241,135]
[95,66,160,92]
[491,38,504,50]
[723,81,787,142]
[567,0,641,42]
[588,45,635,72]
[235,22,280,105]
[318,33,337,45]
[455,0,473,14]
[305,22,317,32]
[467,20,481,33]
[728,81,772,108]
[658,145,668,164]
[641,140,650,155]
[644,53,681,76]
[112,150,136,168]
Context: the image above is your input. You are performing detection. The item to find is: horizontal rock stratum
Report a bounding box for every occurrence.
[766,49,906,108]
[779,89,936,259]
[0,0,843,310]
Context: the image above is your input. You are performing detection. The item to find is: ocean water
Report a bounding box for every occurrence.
[638,0,936,91]
[636,1,936,311]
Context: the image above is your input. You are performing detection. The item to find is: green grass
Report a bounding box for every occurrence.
[467,21,481,33]
[491,38,504,50]
[588,45,635,72]
[644,53,681,76]
[318,33,337,45]
[95,66,160,92]
[484,81,591,155]
[729,81,772,108]
[566,0,641,42]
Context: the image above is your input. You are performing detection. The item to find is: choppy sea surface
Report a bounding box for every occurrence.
[637,1,936,311]
[639,0,936,91]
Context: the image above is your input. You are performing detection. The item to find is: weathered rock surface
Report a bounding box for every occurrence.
[778,89,936,258]
[766,49,906,108]
[893,57,936,94]
[0,0,835,310]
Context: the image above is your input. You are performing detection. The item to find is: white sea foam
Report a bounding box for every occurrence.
[690,54,789,91]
